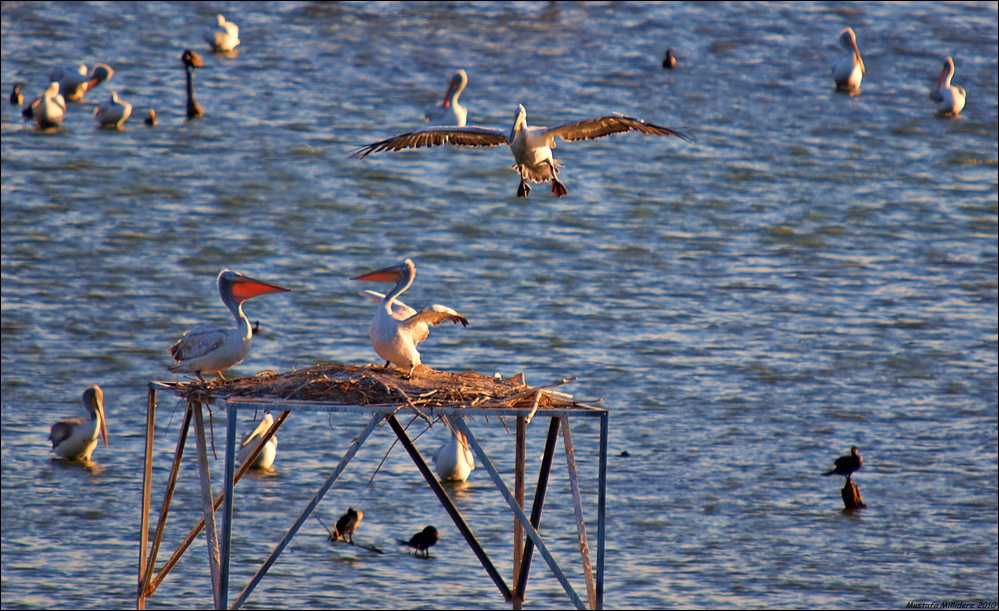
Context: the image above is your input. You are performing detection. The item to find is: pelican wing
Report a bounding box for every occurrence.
[49,420,80,448]
[350,126,508,159]
[359,290,418,320]
[543,113,693,144]
[169,324,229,363]
[401,304,468,334]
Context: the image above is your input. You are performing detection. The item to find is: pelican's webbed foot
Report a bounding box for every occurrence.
[551,178,568,198]
[517,179,531,198]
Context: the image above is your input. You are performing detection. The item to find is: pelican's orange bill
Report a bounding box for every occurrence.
[230,277,291,300]
[351,267,402,283]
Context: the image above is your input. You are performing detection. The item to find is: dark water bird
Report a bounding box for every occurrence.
[833,27,865,93]
[168,270,290,381]
[181,49,204,119]
[49,63,113,102]
[23,82,66,129]
[49,385,109,462]
[333,507,363,544]
[662,49,677,69]
[204,14,240,53]
[144,109,158,126]
[251,320,261,335]
[351,104,692,199]
[823,446,863,481]
[10,83,24,107]
[424,69,468,127]
[930,57,966,117]
[399,526,439,557]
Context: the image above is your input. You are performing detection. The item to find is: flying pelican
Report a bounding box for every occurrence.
[49,385,109,462]
[929,57,966,117]
[399,526,439,557]
[9,83,24,107]
[832,27,865,93]
[236,411,278,469]
[333,507,363,544]
[204,14,240,53]
[433,415,474,482]
[94,92,132,128]
[48,63,113,102]
[351,259,468,379]
[168,269,290,381]
[23,82,66,129]
[351,104,691,198]
[823,446,863,481]
[424,69,468,127]
[181,49,204,119]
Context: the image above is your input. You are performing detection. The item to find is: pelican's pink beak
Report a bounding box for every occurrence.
[441,78,458,108]
[230,276,291,302]
[937,62,948,90]
[351,264,404,283]
[87,386,109,447]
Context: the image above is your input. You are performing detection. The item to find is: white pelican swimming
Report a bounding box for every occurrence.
[929,57,966,117]
[236,411,278,469]
[49,385,109,462]
[94,92,132,128]
[169,269,290,381]
[48,63,113,102]
[351,104,691,198]
[832,27,865,93]
[351,259,468,379]
[23,82,66,129]
[424,69,468,127]
[432,415,475,482]
[204,14,240,52]
[181,49,204,119]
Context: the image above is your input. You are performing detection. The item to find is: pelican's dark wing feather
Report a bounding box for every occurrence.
[350,126,509,159]
[543,113,693,144]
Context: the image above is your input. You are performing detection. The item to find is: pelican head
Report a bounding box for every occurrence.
[444,69,468,106]
[182,49,204,69]
[938,56,955,89]
[84,385,110,448]
[510,104,528,142]
[218,269,291,311]
[839,27,865,74]
[350,258,415,285]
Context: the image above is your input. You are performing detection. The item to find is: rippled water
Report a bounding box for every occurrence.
[2,2,997,609]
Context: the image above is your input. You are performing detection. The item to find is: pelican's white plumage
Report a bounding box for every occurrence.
[24,82,66,129]
[49,385,109,462]
[236,411,278,469]
[351,104,691,198]
[94,92,132,128]
[204,14,240,52]
[424,69,468,127]
[352,259,468,378]
[49,63,113,102]
[833,27,865,93]
[169,270,290,380]
[930,57,966,116]
[433,416,475,482]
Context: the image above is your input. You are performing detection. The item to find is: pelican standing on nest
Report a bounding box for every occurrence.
[351,104,691,198]
[930,57,966,117]
[49,63,113,102]
[94,92,132,128]
[351,259,468,379]
[169,269,290,381]
[50,385,109,462]
[424,69,468,127]
[23,82,66,129]
[832,27,865,93]
[433,415,475,482]
[236,411,278,469]
[181,49,204,119]
[204,14,240,52]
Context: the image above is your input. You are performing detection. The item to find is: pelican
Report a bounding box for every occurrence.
[399,526,439,557]
[9,83,24,107]
[236,411,278,469]
[204,14,240,52]
[432,415,474,482]
[351,259,468,379]
[823,446,863,481]
[930,57,966,117]
[424,69,468,127]
[832,27,865,93]
[168,269,290,381]
[181,49,204,119]
[48,63,113,102]
[351,104,691,198]
[23,82,66,129]
[94,91,132,128]
[49,385,109,462]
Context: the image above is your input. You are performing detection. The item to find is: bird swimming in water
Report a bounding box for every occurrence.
[399,526,439,557]
[424,69,469,127]
[204,14,240,53]
[49,63,113,102]
[181,49,204,119]
[929,56,966,117]
[49,385,109,462]
[433,415,475,482]
[94,91,132,129]
[332,507,363,544]
[23,82,66,130]
[823,446,863,481]
[832,27,865,93]
[662,49,677,69]
[235,411,278,470]
[9,83,24,107]
[144,109,158,126]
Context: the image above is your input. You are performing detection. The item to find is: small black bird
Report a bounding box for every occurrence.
[399,526,439,557]
[10,83,24,107]
[181,49,204,119]
[662,49,677,69]
[144,109,158,126]
[333,507,363,544]
[823,446,863,481]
